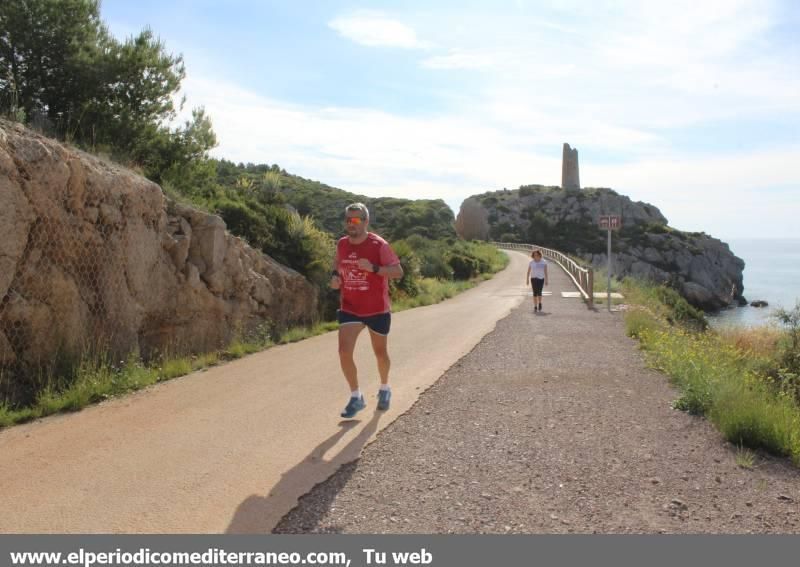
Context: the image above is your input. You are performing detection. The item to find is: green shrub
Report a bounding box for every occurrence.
[419,253,453,280]
[711,379,800,461]
[389,240,421,298]
[393,278,472,311]
[284,213,335,287]
[447,253,479,280]
[624,309,663,338]
[627,283,800,465]
[653,286,708,330]
[622,279,707,331]
[161,358,193,380]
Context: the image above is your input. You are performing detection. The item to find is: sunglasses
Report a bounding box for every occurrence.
[345,216,364,225]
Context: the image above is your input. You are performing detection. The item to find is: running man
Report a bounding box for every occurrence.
[330,203,403,418]
[526,249,549,312]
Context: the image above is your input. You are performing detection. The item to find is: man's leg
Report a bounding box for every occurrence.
[368,330,391,385]
[369,329,392,411]
[338,323,364,391]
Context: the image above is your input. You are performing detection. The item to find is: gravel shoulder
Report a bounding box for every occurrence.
[275,267,800,534]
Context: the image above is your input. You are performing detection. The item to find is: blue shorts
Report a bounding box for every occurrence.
[531,277,545,297]
[337,310,392,336]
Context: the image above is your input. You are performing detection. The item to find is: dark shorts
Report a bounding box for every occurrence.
[531,277,545,297]
[337,310,392,336]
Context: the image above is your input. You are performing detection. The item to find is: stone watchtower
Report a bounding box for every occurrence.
[562,143,580,190]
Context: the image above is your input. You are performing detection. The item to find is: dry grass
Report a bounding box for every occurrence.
[717,326,782,358]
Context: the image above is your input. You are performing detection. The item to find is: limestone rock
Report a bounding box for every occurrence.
[588,233,744,311]
[0,160,34,300]
[189,215,227,278]
[0,330,14,365]
[0,119,317,393]
[455,197,490,240]
[680,281,718,310]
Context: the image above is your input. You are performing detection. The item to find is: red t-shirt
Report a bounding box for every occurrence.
[335,233,400,317]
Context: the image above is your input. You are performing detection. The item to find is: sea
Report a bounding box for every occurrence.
[708,238,800,328]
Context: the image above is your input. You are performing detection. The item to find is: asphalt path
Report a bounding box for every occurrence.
[0,251,544,533]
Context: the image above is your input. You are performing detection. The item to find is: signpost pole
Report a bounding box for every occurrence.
[607,227,612,312]
[598,215,620,312]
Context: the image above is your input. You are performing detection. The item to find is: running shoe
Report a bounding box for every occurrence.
[340,395,366,418]
[377,389,391,411]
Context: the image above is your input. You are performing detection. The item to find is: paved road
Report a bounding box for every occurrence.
[0,251,554,533]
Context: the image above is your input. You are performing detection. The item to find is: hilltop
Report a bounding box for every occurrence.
[456,185,746,311]
[214,160,456,242]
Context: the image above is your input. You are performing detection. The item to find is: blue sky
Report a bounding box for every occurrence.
[102,0,799,240]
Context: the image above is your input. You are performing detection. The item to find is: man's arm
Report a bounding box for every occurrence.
[526,265,531,283]
[381,263,403,280]
[544,264,549,286]
[360,241,404,279]
[357,257,403,279]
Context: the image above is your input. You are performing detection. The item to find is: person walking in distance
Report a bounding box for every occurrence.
[330,203,403,418]
[526,249,549,312]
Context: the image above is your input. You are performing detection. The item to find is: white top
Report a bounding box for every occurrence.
[529,259,547,279]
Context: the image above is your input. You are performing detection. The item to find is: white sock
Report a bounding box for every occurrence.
[380,384,390,392]
[351,390,362,398]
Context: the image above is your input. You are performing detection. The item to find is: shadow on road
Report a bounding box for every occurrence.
[226,411,382,533]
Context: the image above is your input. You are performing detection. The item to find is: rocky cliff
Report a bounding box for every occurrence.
[455,185,745,310]
[0,120,317,387]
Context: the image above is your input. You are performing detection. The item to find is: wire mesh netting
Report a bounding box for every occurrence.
[1,145,157,406]
[1,121,317,409]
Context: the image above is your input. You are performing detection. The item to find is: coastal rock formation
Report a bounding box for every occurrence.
[562,143,580,190]
[586,233,745,311]
[456,185,745,311]
[454,197,490,241]
[0,120,317,384]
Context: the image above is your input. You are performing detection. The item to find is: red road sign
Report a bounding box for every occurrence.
[599,215,622,230]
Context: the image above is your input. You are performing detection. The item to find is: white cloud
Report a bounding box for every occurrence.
[328,11,430,49]
[588,149,800,237]
[412,0,798,132]
[181,73,797,239]
[182,74,557,196]
[599,0,772,67]
[590,149,800,194]
[171,0,798,239]
[591,1,799,112]
[480,87,665,152]
[421,50,495,70]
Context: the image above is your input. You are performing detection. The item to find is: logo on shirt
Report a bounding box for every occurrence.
[342,252,369,291]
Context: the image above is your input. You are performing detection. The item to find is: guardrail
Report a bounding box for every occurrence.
[490,242,594,308]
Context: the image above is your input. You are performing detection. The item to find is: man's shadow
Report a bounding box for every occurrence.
[226,412,382,533]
